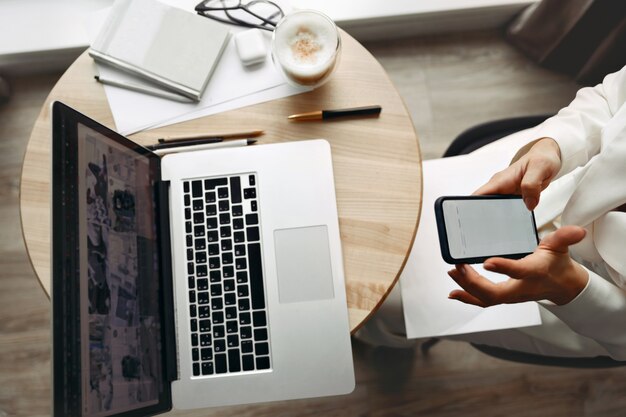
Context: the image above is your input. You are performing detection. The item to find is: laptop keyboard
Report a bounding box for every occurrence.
[183,174,271,377]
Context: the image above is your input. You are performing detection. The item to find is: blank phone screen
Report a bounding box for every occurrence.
[442,198,538,260]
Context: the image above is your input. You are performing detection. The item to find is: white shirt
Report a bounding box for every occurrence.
[519,65,626,359]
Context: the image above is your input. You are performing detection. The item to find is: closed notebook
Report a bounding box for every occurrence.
[90,0,231,101]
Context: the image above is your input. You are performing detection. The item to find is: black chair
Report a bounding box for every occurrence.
[422,115,626,368]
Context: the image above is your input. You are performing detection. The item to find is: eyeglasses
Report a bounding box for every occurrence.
[195,0,285,32]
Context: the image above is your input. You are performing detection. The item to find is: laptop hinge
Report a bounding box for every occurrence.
[156,179,178,382]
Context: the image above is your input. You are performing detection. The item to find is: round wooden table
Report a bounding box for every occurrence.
[20,31,422,333]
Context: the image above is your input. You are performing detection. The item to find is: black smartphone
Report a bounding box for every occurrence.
[434,195,539,264]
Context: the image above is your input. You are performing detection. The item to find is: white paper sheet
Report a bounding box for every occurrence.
[400,133,542,339]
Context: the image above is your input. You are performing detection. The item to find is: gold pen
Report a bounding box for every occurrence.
[288,105,382,121]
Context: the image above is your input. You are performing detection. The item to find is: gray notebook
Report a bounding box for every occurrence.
[90,0,231,101]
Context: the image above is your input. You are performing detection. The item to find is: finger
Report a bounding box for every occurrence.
[448,289,487,308]
[483,257,533,279]
[539,226,586,253]
[473,167,520,196]
[448,264,506,306]
[519,163,552,210]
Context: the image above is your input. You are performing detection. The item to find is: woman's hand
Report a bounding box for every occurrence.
[474,137,562,210]
[448,226,589,307]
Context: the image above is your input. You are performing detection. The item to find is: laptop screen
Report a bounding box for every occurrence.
[52,102,172,417]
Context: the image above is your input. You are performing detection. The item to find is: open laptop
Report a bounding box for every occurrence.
[51,101,355,416]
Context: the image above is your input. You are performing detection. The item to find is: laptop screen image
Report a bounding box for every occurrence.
[52,102,172,417]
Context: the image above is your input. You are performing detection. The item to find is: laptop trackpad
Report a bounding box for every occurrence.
[274,225,335,304]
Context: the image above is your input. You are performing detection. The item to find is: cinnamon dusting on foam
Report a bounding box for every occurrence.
[289,27,322,64]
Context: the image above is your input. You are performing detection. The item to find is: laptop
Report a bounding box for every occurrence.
[51,101,355,416]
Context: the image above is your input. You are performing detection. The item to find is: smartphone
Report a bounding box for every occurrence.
[434,195,539,264]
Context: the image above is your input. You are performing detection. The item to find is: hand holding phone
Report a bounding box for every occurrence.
[434,195,539,264]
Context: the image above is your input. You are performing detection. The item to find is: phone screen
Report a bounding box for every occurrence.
[439,197,538,262]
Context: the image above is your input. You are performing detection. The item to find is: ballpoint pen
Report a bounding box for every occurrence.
[157,130,264,143]
[94,75,196,103]
[151,138,257,156]
[287,105,382,121]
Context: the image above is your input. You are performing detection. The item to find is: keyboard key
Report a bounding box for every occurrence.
[243,188,256,199]
[246,227,260,242]
[241,326,252,339]
[224,279,235,292]
[211,298,223,310]
[225,293,236,306]
[248,243,265,309]
[206,217,218,229]
[209,256,220,269]
[185,208,191,220]
[186,235,193,247]
[198,292,209,304]
[184,181,190,193]
[188,275,195,289]
[254,328,268,341]
[256,356,270,370]
[193,362,200,376]
[187,262,194,275]
[235,258,247,270]
[191,334,199,347]
[196,265,208,277]
[241,340,253,354]
[232,205,243,216]
[195,251,207,264]
[219,200,230,212]
[194,238,206,250]
[205,178,227,189]
[223,266,234,278]
[186,248,194,261]
[220,226,231,238]
[227,334,239,348]
[202,362,214,375]
[200,334,212,346]
[197,278,208,291]
[219,213,230,225]
[242,355,254,371]
[222,252,233,265]
[192,199,203,211]
[206,204,217,216]
[233,218,244,230]
[228,349,241,372]
[210,284,222,297]
[214,339,226,353]
[245,213,259,225]
[208,244,219,256]
[192,180,202,198]
[236,271,248,283]
[215,354,228,374]
[226,320,238,334]
[248,175,256,186]
[192,348,199,362]
[199,319,211,332]
[251,201,257,212]
[239,312,251,325]
[188,290,196,303]
[225,306,237,319]
[190,304,197,318]
[214,325,225,338]
[207,230,219,243]
[221,239,232,251]
[230,176,242,204]
[255,342,269,356]
[238,298,250,311]
[237,285,249,297]
[201,347,213,361]
[234,231,245,243]
[194,225,205,237]
[199,306,210,318]
[190,319,198,332]
[212,311,224,324]
[217,187,229,199]
[193,212,204,224]
[253,311,267,327]
[205,191,216,203]
[209,270,221,282]
[185,221,192,234]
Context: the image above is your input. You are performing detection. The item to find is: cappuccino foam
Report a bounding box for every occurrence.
[274,12,338,84]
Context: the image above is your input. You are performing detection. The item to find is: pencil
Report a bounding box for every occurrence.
[288,105,382,121]
[157,130,265,143]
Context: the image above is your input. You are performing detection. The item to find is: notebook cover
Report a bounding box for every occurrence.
[89,0,231,101]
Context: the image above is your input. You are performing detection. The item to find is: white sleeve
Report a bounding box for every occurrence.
[532,66,626,177]
[540,268,626,360]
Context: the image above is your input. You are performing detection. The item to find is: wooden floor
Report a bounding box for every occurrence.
[2,31,625,417]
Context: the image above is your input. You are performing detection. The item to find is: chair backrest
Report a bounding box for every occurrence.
[443,115,553,157]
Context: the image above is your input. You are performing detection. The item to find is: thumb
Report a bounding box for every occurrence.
[539,225,586,254]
